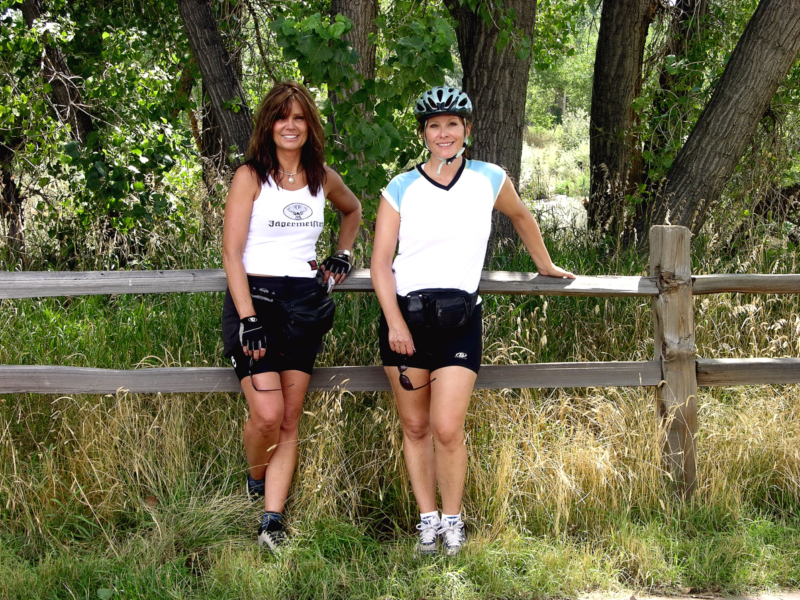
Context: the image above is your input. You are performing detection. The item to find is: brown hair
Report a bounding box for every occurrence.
[416,115,472,135]
[244,82,327,196]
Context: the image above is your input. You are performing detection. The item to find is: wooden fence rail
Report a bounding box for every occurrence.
[3,268,800,299]
[1,359,796,395]
[2,226,800,498]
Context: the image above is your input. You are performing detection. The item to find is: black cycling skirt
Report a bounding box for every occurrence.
[222,275,321,379]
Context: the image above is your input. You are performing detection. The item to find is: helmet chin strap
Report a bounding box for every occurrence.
[424,118,469,174]
[433,144,466,174]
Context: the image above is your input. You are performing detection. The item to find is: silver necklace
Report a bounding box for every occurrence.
[278,167,303,184]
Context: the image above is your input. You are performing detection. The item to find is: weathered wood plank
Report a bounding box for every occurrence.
[473,361,662,388]
[0,269,658,299]
[651,225,697,499]
[475,271,658,296]
[1,359,795,395]
[0,362,663,394]
[5,269,799,300]
[0,269,229,299]
[693,274,800,295]
[697,358,800,386]
[0,358,800,394]
[0,366,237,394]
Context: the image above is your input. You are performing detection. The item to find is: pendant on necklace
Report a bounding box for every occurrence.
[288,175,295,184]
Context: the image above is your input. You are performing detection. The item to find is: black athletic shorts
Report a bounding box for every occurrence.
[379,299,482,374]
[222,275,321,379]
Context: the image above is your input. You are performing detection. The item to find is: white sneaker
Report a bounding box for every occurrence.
[415,516,441,556]
[257,524,288,553]
[438,519,466,556]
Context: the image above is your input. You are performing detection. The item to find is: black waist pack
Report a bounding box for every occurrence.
[278,285,336,341]
[400,288,478,328]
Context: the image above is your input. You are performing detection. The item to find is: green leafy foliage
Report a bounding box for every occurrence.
[270,2,458,222]
[532,0,593,71]
[455,0,534,60]
[526,3,596,129]
[0,0,198,243]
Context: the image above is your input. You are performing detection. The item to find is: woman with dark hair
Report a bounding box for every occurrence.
[222,82,361,552]
[371,86,574,556]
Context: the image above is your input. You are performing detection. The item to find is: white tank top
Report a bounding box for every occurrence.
[241,176,325,278]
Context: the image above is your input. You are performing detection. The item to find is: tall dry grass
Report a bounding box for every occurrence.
[1,197,799,596]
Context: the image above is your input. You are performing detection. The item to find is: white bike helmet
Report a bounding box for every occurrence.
[414,87,473,173]
[414,86,473,123]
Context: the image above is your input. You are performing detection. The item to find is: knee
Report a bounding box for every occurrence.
[249,404,284,437]
[279,408,302,434]
[402,418,431,443]
[431,421,464,449]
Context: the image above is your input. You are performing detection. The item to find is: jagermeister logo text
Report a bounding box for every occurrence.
[267,220,324,227]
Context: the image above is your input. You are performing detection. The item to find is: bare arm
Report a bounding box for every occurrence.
[494,177,575,279]
[323,167,362,283]
[370,197,415,355]
[222,166,265,358]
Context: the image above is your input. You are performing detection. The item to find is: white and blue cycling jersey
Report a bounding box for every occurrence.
[381,159,507,296]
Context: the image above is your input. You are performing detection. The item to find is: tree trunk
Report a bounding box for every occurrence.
[330,0,378,244]
[588,0,658,234]
[331,0,377,89]
[631,0,709,242]
[0,142,25,262]
[642,0,800,244]
[178,0,253,162]
[171,58,197,120]
[21,0,94,144]
[444,0,537,261]
[201,81,227,188]
[328,1,378,142]
[200,0,244,188]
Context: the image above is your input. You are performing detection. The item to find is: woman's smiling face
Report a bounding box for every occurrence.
[272,99,308,151]
[424,114,470,161]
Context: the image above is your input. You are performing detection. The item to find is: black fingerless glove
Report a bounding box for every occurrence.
[239,315,267,352]
[321,252,352,276]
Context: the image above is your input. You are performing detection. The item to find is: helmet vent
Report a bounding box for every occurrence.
[413,86,473,122]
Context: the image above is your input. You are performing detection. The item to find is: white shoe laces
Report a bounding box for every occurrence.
[416,519,440,546]
[438,520,465,549]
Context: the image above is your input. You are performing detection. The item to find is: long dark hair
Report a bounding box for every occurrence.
[244,82,327,196]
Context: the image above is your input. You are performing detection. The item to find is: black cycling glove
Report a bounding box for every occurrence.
[239,315,267,352]
[320,253,352,276]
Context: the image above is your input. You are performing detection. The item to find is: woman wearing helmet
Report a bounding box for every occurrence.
[371,86,574,556]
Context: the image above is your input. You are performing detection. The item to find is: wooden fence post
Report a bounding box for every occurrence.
[650,225,697,498]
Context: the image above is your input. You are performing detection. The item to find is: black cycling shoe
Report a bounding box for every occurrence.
[247,476,265,500]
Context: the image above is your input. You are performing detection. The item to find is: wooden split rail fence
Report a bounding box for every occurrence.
[2,226,799,497]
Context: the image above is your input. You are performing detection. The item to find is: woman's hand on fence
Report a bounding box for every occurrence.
[537,264,576,279]
[320,252,352,285]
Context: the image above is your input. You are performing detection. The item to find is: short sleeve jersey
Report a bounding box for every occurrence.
[382,159,507,296]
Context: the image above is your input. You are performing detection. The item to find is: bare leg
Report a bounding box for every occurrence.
[241,372,285,481]
[428,366,476,515]
[386,366,437,514]
[241,370,310,512]
[262,370,309,513]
